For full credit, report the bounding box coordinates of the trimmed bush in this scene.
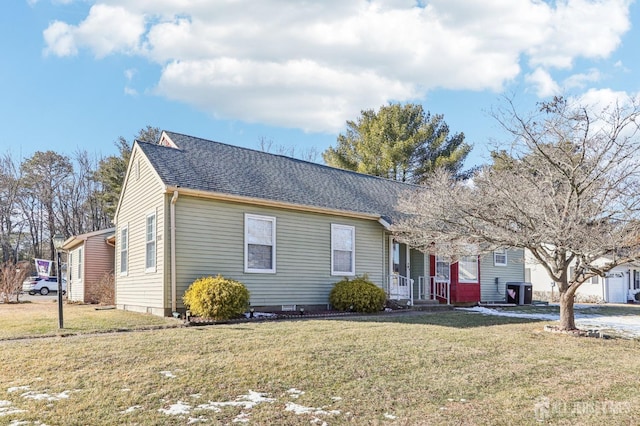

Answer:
[329,275,386,313]
[183,275,250,320]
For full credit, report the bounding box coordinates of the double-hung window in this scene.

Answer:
[458,255,478,282]
[331,224,355,276]
[435,256,450,281]
[493,249,507,266]
[120,226,128,275]
[245,214,276,273]
[146,212,156,272]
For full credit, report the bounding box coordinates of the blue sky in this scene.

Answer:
[2,0,639,169]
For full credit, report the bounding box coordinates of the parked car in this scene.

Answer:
[21,276,39,293]
[23,276,66,296]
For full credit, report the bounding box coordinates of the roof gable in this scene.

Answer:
[62,227,116,250]
[137,131,417,223]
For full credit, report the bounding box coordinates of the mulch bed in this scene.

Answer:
[543,324,612,339]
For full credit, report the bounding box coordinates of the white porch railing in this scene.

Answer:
[386,274,414,305]
[417,276,450,305]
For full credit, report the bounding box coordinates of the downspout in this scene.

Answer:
[170,191,179,313]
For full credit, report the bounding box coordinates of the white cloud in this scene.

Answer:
[525,68,560,97]
[526,0,632,69]
[44,4,145,58]
[563,69,602,90]
[124,68,136,81]
[42,0,634,133]
[573,88,638,111]
[43,21,77,56]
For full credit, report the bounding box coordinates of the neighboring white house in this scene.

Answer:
[525,249,640,303]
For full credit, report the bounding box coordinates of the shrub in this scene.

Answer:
[183,275,250,320]
[90,272,115,305]
[329,275,386,313]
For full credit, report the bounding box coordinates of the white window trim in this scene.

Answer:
[145,211,157,273]
[331,224,355,276]
[244,214,276,273]
[493,249,507,266]
[120,224,128,276]
[68,252,73,283]
[77,247,83,280]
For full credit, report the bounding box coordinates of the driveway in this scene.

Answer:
[13,293,62,303]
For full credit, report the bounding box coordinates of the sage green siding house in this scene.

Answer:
[479,249,526,303]
[114,131,517,316]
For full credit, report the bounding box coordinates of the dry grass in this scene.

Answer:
[0,301,179,339]
[0,304,639,424]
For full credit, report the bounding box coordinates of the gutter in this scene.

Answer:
[170,190,179,313]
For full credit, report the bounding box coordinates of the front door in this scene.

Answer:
[389,239,410,299]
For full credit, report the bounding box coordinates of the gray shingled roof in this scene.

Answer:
[137,131,417,224]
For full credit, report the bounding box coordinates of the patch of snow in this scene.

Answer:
[121,388,131,392]
[190,393,202,399]
[331,396,342,401]
[187,416,209,424]
[577,315,640,338]
[7,386,30,393]
[120,405,142,414]
[287,388,305,399]
[384,413,397,419]
[457,306,559,321]
[8,420,31,425]
[159,371,176,378]
[310,418,328,425]
[159,401,192,415]
[197,391,276,411]
[0,400,27,417]
[285,402,340,416]
[195,402,222,413]
[21,390,70,401]
[232,412,251,423]
[241,390,275,405]
[458,306,640,338]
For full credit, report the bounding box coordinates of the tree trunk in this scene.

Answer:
[558,289,576,330]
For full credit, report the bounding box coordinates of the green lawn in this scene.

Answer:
[1,302,639,424]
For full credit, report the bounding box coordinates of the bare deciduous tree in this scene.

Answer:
[392,96,640,330]
[0,152,24,262]
[0,260,30,303]
[258,136,320,163]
